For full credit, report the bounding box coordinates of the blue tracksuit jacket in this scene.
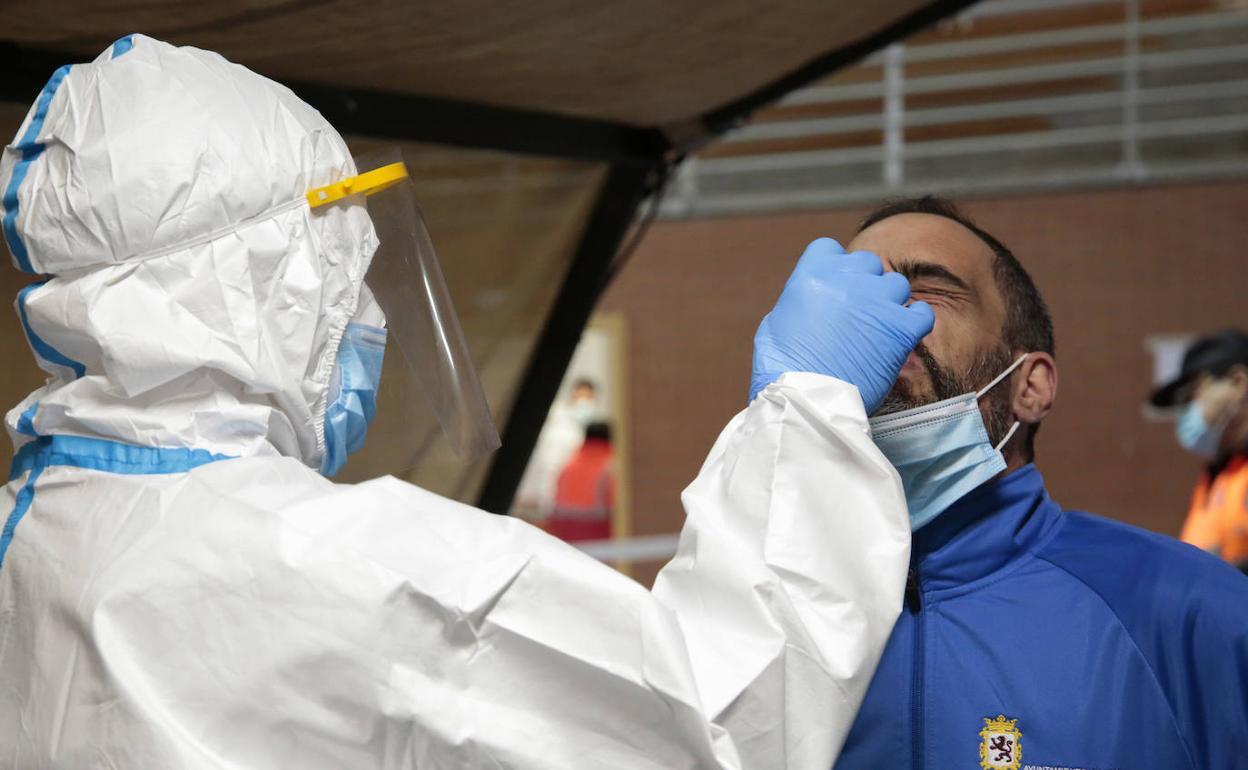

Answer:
[834,464,1248,770]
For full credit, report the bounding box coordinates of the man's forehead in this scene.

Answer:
[847,212,996,279]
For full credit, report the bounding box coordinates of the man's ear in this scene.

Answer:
[1012,352,1057,426]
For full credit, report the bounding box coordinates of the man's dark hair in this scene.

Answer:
[859,195,1055,459]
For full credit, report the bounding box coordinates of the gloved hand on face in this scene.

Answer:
[750,237,935,413]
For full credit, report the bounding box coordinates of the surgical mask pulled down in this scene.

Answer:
[869,354,1028,531]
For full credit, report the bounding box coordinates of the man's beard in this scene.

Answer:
[874,342,1015,447]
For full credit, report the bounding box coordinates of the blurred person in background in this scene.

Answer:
[784,197,1248,770]
[548,420,615,542]
[1150,329,1248,573]
[512,378,601,522]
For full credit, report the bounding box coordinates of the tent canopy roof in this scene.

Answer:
[5,1,944,131]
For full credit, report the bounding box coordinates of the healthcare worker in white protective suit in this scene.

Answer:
[0,36,936,770]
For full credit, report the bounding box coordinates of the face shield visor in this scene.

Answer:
[307,147,500,477]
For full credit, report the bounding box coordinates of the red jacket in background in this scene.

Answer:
[547,439,614,542]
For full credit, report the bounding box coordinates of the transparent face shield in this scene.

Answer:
[307,147,500,475]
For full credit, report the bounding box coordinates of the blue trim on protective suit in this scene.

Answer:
[17,282,85,378]
[0,463,44,574]
[0,434,232,572]
[111,35,134,58]
[9,435,232,481]
[3,64,71,274]
[15,403,38,437]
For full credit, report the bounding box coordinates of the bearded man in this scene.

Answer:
[777,197,1248,770]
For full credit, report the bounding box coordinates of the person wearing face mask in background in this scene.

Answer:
[569,379,601,425]
[512,378,602,523]
[753,197,1248,770]
[1150,329,1248,574]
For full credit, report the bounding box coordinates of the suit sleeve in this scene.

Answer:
[242,372,909,769]
[651,371,911,769]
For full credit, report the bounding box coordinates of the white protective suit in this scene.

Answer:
[0,36,910,769]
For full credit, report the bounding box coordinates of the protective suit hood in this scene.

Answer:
[0,34,376,469]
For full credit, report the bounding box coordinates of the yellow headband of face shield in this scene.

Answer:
[306,162,408,209]
[302,150,502,470]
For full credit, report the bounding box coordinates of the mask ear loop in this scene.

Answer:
[976,352,1030,399]
[994,421,1022,452]
[977,352,1030,452]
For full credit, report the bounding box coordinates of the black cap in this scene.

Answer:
[1149,329,1248,407]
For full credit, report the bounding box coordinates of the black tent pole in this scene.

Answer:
[476,161,660,514]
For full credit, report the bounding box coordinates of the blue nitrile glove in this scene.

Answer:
[750,238,935,413]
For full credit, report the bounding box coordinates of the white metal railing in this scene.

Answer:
[968,0,1121,17]
[678,158,1248,217]
[575,533,680,562]
[734,78,1248,143]
[663,0,1248,218]
[857,8,1248,65]
[774,43,1248,108]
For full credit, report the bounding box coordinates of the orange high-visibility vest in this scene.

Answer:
[1180,454,1248,567]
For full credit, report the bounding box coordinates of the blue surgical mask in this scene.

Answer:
[572,400,598,427]
[869,354,1028,531]
[321,322,387,477]
[1175,400,1228,461]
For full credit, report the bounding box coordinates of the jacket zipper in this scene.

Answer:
[906,568,925,770]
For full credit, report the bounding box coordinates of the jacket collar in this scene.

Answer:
[911,463,1063,592]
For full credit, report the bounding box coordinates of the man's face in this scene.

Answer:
[848,213,1014,439]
